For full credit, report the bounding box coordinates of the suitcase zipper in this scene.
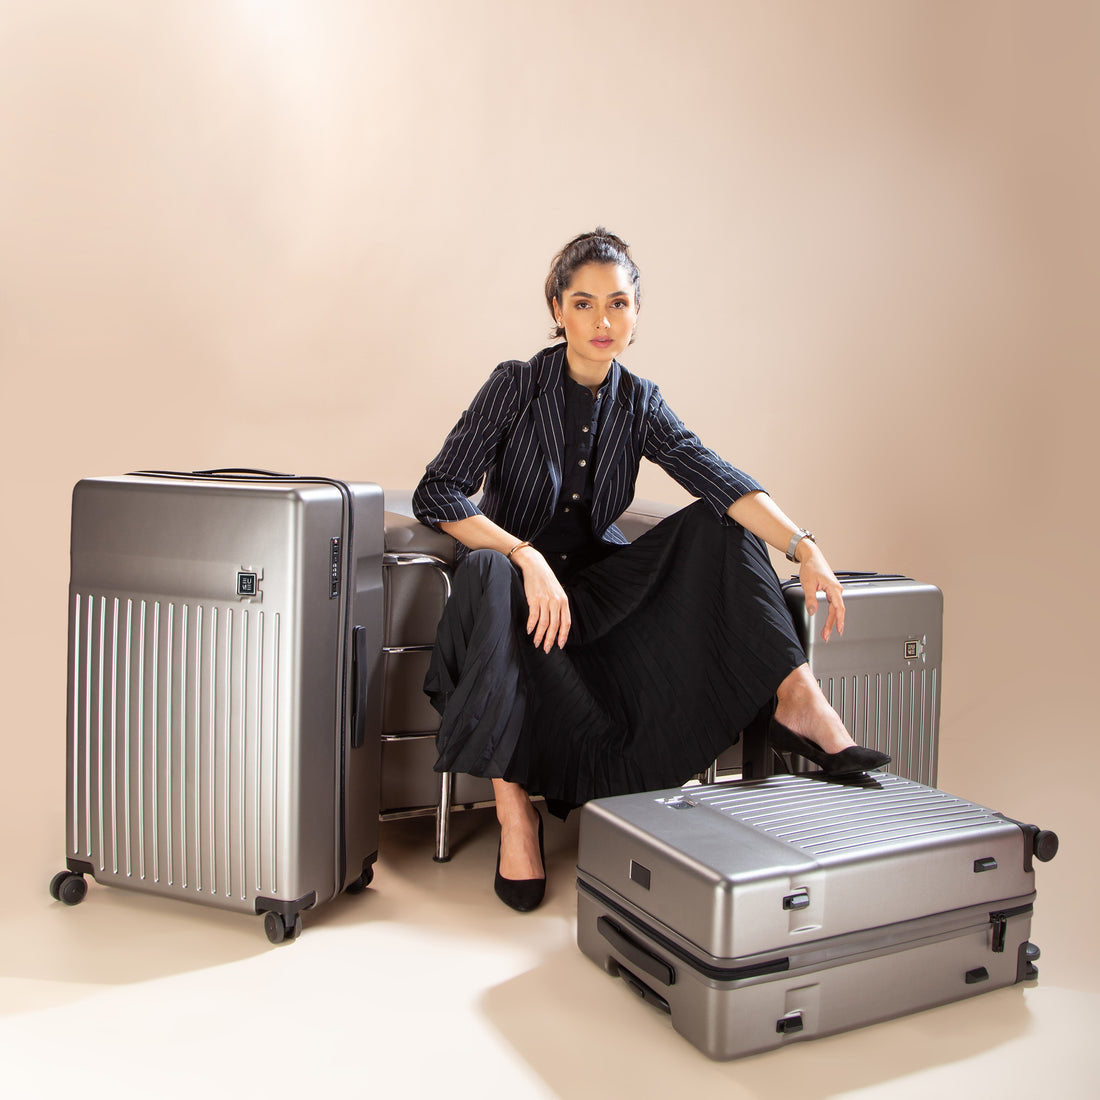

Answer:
[989,903,1033,953]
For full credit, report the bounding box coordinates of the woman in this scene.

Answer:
[413,229,888,912]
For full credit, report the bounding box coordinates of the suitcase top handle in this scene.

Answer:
[190,467,295,478]
[782,571,911,587]
[131,468,298,480]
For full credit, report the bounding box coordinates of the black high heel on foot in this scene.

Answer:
[769,719,891,776]
[494,813,545,912]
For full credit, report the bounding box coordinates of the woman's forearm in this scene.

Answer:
[440,514,528,557]
[726,491,815,563]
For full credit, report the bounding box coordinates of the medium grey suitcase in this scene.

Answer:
[576,773,1057,1059]
[780,572,943,785]
[50,470,385,943]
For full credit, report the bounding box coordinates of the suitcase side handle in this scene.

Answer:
[351,626,368,750]
[597,915,675,987]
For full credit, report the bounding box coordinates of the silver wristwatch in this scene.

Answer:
[786,528,816,562]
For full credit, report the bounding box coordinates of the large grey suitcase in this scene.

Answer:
[50,470,385,943]
[576,773,1057,1059]
[780,572,943,785]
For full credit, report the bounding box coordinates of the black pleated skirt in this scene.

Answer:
[423,501,806,817]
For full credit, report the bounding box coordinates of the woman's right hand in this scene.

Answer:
[438,514,572,651]
[511,545,571,652]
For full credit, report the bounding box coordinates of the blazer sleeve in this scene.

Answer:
[412,364,520,529]
[640,385,766,519]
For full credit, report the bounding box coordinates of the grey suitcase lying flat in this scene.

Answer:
[576,773,1057,1059]
[50,470,385,943]
[781,572,943,785]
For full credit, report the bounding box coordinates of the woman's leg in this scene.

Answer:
[427,550,529,776]
[774,663,856,754]
[493,778,543,880]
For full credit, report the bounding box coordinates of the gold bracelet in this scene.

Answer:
[506,540,532,559]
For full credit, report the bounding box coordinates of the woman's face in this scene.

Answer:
[553,262,638,377]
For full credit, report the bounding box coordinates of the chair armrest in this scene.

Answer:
[384,490,458,564]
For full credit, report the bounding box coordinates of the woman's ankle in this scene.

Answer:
[775,666,854,755]
[492,779,536,828]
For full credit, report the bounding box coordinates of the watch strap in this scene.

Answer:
[786,529,815,562]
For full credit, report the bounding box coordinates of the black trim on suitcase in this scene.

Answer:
[992,814,1060,872]
[352,626,369,750]
[255,890,317,918]
[578,879,791,984]
[1016,940,1041,983]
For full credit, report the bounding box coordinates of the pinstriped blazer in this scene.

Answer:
[412,344,764,547]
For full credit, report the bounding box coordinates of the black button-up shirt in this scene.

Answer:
[533,373,616,581]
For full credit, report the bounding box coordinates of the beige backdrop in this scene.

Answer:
[2,1,1097,977]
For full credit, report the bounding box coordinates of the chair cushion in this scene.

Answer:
[384,490,458,562]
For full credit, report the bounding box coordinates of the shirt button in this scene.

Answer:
[571,492,580,501]
[563,506,571,513]
[582,425,590,433]
[578,459,587,467]
[560,554,569,561]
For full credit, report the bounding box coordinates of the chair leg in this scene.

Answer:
[741,703,777,779]
[434,771,455,862]
[697,761,719,784]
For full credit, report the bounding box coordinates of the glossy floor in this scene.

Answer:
[3,772,1097,1100]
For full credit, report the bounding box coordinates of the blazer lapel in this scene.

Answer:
[593,360,634,531]
[531,345,567,498]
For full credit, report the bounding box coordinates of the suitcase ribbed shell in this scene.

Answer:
[782,576,943,786]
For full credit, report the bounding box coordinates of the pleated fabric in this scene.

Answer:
[423,501,807,817]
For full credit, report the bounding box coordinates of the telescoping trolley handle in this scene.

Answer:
[351,626,368,750]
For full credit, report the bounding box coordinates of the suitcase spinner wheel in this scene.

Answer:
[48,870,87,907]
[263,911,303,945]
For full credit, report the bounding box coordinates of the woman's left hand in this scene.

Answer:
[797,543,845,642]
[723,491,846,641]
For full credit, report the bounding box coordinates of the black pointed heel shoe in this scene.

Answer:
[494,813,545,913]
[769,719,891,776]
